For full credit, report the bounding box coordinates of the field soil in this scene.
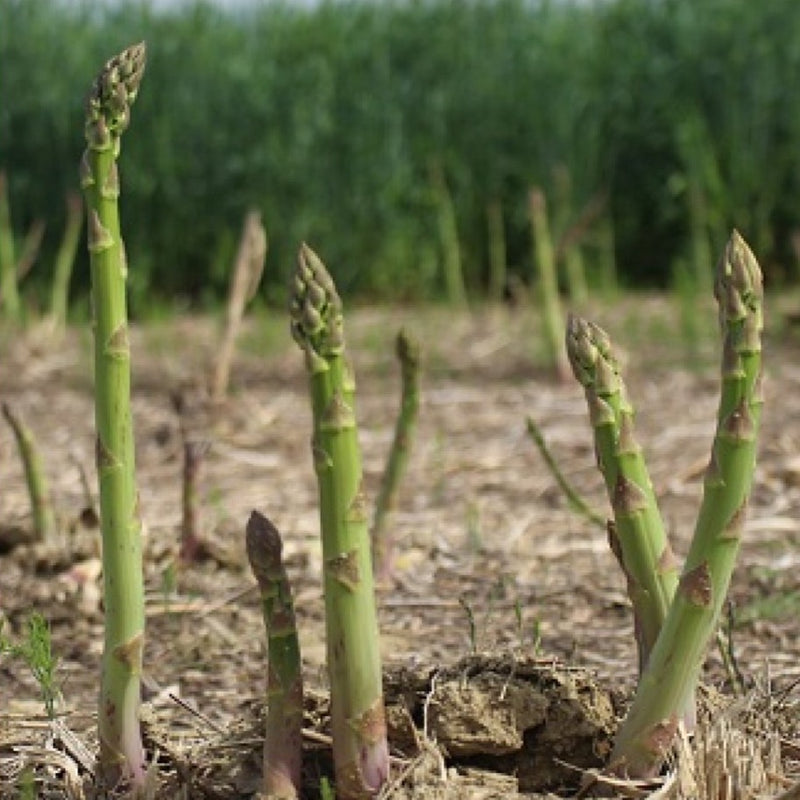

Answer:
[1,298,799,798]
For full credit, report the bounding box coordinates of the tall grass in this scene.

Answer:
[2,0,800,306]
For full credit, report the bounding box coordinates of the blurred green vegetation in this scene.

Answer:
[2,0,800,313]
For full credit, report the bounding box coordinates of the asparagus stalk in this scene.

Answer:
[246,511,304,799]
[371,328,421,582]
[2,402,57,541]
[429,160,468,308]
[14,218,46,283]
[566,314,679,672]
[610,231,764,778]
[211,208,267,403]
[290,243,389,798]
[0,170,21,322]
[529,188,570,380]
[486,199,507,303]
[49,192,84,331]
[80,42,147,788]
[524,415,606,530]
[171,391,211,563]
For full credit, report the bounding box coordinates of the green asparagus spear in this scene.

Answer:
[0,171,21,323]
[80,42,147,789]
[2,403,57,541]
[246,511,304,799]
[290,243,389,798]
[529,188,569,380]
[371,328,421,582]
[525,415,606,530]
[566,314,679,672]
[486,199,507,304]
[49,192,83,332]
[610,231,764,778]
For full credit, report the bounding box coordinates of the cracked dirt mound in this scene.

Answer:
[147,654,615,799]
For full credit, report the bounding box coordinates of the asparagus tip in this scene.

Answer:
[246,510,284,587]
[396,327,420,365]
[289,243,344,357]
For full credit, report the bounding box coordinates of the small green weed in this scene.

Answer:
[0,613,60,719]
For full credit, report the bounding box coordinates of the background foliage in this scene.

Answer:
[2,0,800,311]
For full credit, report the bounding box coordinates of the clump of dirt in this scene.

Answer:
[142,653,615,798]
[385,654,616,792]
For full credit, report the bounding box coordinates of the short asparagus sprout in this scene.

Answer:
[246,511,304,799]
[610,230,764,778]
[290,243,389,798]
[81,41,147,788]
[371,328,421,582]
[171,390,212,563]
[566,314,679,673]
[2,402,58,541]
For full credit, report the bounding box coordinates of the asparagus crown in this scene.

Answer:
[84,42,146,152]
[289,243,345,360]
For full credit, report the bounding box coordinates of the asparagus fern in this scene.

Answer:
[610,230,764,777]
[290,243,389,798]
[80,42,147,789]
[246,511,304,799]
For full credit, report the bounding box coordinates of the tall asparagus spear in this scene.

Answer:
[290,244,389,798]
[2,402,57,541]
[610,231,764,778]
[246,511,304,799]
[49,192,84,332]
[371,328,421,582]
[0,170,21,323]
[566,314,679,672]
[529,187,570,380]
[80,42,147,788]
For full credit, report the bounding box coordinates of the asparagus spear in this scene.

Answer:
[429,160,468,308]
[566,314,679,672]
[529,188,570,380]
[211,208,267,403]
[525,415,606,530]
[486,199,507,304]
[290,243,389,798]
[371,328,421,582]
[610,231,764,777]
[49,192,84,332]
[246,511,304,799]
[0,170,21,322]
[80,42,147,789]
[2,402,57,541]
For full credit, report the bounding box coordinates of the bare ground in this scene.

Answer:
[1,297,799,798]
